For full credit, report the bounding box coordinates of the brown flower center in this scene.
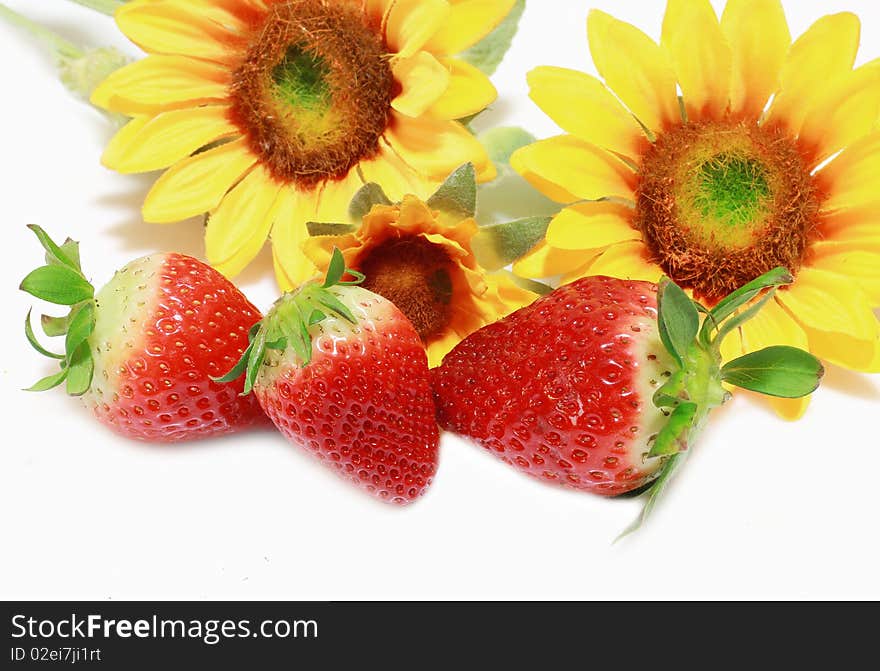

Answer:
[229,0,394,189]
[358,237,455,342]
[635,120,823,303]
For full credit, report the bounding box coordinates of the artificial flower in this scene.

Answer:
[511,0,880,419]
[303,194,535,366]
[92,0,514,288]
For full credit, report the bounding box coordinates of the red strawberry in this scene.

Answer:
[432,269,823,530]
[218,249,439,504]
[21,225,266,442]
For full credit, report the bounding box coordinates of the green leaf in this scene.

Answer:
[657,278,700,365]
[243,327,268,396]
[28,225,78,270]
[348,182,391,222]
[64,301,95,360]
[317,291,356,324]
[471,216,551,271]
[20,265,93,305]
[25,367,70,392]
[41,314,69,337]
[306,221,357,237]
[427,163,477,220]
[322,248,346,288]
[65,342,94,396]
[713,288,777,347]
[460,0,525,76]
[721,346,824,398]
[707,267,793,330]
[478,126,535,167]
[616,453,686,541]
[652,369,687,408]
[25,309,64,360]
[59,238,81,270]
[308,309,326,326]
[649,402,697,457]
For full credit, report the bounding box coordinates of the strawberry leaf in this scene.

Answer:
[721,346,824,398]
[427,163,477,220]
[25,309,64,360]
[28,225,79,271]
[657,277,699,365]
[65,342,94,396]
[616,453,686,542]
[64,302,95,360]
[703,267,793,342]
[41,314,69,337]
[318,292,356,324]
[25,367,70,393]
[20,265,94,305]
[243,327,268,396]
[322,248,346,288]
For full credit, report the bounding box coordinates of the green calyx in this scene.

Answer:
[20,225,97,396]
[214,248,365,396]
[620,267,825,538]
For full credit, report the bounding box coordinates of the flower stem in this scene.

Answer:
[66,0,124,16]
[0,4,83,60]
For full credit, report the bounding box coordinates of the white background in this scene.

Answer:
[1,0,879,600]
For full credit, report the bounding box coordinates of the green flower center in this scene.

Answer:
[271,46,332,114]
[635,120,821,303]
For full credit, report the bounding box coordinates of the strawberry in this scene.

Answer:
[217,249,439,505]
[432,268,823,531]
[21,225,266,442]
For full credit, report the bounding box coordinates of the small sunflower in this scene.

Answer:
[511,0,880,419]
[303,191,535,366]
[92,0,515,289]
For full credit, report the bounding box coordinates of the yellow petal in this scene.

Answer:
[587,9,680,133]
[718,324,745,363]
[91,55,229,114]
[102,105,239,173]
[818,205,880,242]
[570,241,663,283]
[358,148,435,201]
[392,51,450,117]
[426,327,466,368]
[142,138,257,223]
[512,241,591,279]
[271,174,363,291]
[386,0,451,59]
[765,12,861,133]
[777,267,880,371]
[526,66,646,160]
[428,57,497,120]
[545,201,638,251]
[510,135,635,203]
[798,61,880,167]
[818,131,880,212]
[385,114,495,183]
[206,166,282,279]
[721,0,791,119]
[423,0,516,55]
[740,296,810,354]
[810,241,880,304]
[115,0,242,64]
[661,0,732,120]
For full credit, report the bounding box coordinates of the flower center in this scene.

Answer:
[358,237,454,342]
[229,0,394,189]
[635,120,822,303]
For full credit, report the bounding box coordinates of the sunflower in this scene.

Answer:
[92,0,513,289]
[511,0,880,419]
[302,193,535,366]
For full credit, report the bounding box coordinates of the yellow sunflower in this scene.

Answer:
[511,0,880,419]
[92,0,514,289]
[303,193,535,366]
